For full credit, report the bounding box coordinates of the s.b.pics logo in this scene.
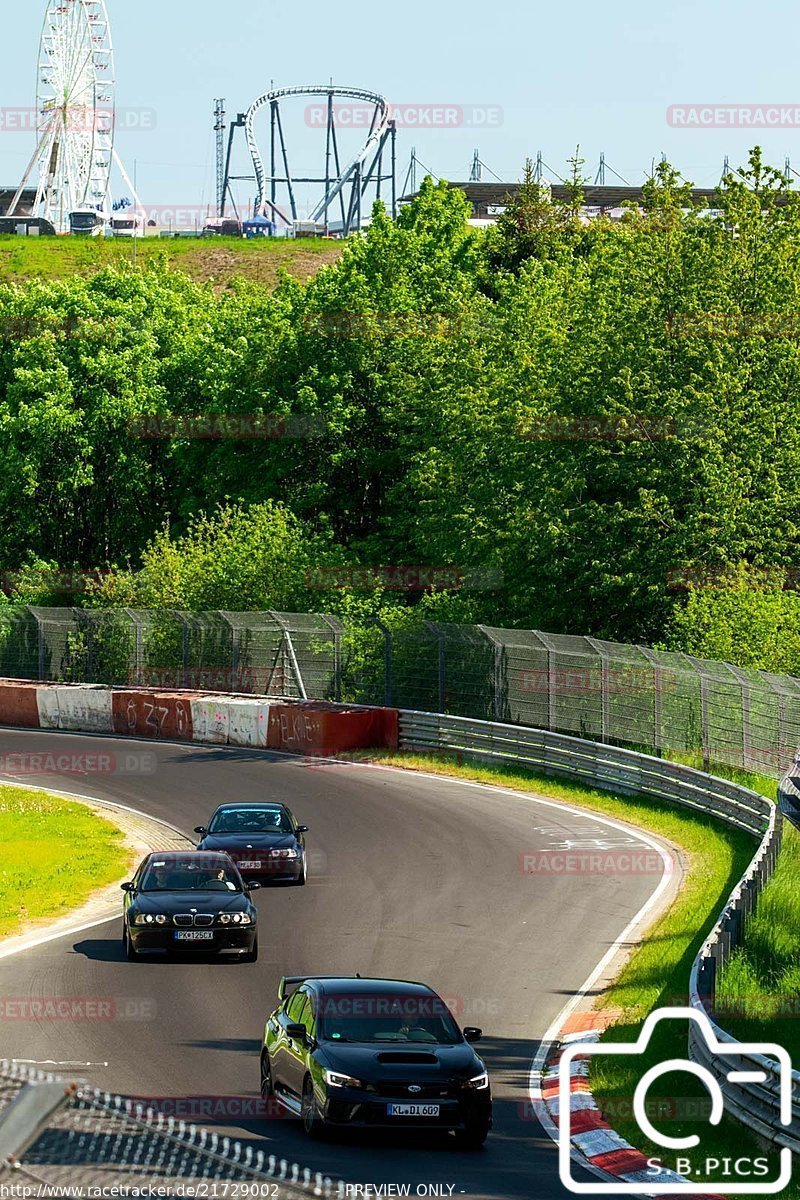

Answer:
[558,1008,792,1194]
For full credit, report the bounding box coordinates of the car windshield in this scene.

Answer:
[317,993,462,1045]
[208,807,293,834]
[140,858,242,892]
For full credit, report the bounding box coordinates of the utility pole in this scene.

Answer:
[214,99,226,217]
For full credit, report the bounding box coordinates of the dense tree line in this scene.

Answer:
[2,149,800,671]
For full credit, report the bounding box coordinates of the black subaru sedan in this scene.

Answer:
[261,977,492,1147]
[121,852,258,962]
[195,802,308,886]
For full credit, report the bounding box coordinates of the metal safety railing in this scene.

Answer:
[396,710,791,1152]
[0,1060,337,1197]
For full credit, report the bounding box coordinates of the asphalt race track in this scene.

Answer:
[0,729,668,1200]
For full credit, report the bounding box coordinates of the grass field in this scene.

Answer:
[0,235,344,290]
[716,823,800,1052]
[0,785,132,939]
[356,750,788,1191]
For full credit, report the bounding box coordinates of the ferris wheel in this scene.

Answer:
[7,0,127,233]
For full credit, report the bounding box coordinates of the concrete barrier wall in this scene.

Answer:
[0,682,398,758]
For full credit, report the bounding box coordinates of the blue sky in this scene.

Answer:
[3,0,800,214]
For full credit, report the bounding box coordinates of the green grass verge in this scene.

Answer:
[353,750,790,1191]
[716,823,800,1052]
[0,785,132,938]
[0,235,343,289]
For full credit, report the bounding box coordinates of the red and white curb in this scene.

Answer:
[535,1017,690,1192]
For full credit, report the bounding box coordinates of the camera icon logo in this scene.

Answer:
[558,1007,793,1194]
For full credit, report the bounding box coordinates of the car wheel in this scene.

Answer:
[260,1052,273,1101]
[242,935,258,964]
[301,1076,325,1139]
[453,1119,490,1150]
[293,859,307,887]
[123,925,138,962]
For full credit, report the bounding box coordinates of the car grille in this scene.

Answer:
[173,914,215,927]
[371,1081,454,1099]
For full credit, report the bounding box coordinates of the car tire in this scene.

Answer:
[123,925,138,962]
[301,1076,325,1140]
[293,860,307,887]
[453,1119,490,1151]
[242,936,258,964]
[260,1052,273,1101]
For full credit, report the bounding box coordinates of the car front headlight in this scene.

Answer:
[270,849,298,859]
[219,913,252,925]
[325,1070,365,1089]
[134,914,168,926]
[464,1071,490,1090]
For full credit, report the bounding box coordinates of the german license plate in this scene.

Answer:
[387,1104,440,1117]
[239,861,261,870]
[174,931,214,941]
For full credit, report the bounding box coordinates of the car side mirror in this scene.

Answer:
[463,1027,482,1043]
[194,826,207,836]
[246,882,262,891]
[120,882,134,893]
[286,1022,307,1041]
[296,825,309,834]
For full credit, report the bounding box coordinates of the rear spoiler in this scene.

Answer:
[280,974,424,1003]
[278,976,309,1002]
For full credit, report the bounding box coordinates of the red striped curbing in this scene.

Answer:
[538,1016,694,1190]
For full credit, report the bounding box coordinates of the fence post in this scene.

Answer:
[34,609,45,681]
[586,638,608,742]
[477,625,503,721]
[700,672,711,772]
[425,623,446,714]
[320,615,342,702]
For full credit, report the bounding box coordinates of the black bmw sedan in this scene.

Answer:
[121,852,258,962]
[195,802,308,886]
[261,976,492,1148]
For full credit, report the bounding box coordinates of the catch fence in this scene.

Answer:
[0,608,798,776]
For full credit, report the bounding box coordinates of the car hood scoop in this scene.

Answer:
[375,1052,439,1064]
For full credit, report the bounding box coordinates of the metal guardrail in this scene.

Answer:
[0,1060,337,1197]
[397,709,789,1151]
[685,764,797,1154]
[398,710,773,837]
